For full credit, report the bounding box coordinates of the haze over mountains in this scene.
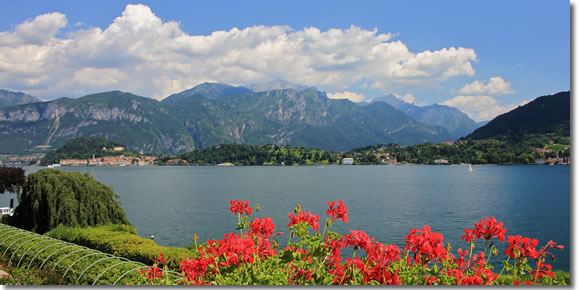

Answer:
[365,94,480,139]
[0,82,567,155]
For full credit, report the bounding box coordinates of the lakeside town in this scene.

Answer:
[0,143,570,167]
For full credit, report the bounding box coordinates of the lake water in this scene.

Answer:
[4,165,570,271]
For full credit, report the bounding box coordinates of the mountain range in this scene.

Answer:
[0,83,463,154]
[2,84,564,155]
[365,94,480,139]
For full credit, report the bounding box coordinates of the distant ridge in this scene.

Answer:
[466,91,570,140]
[246,80,315,92]
[0,89,41,108]
[162,82,252,104]
[370,94,480,139]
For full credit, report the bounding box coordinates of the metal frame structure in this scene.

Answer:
[0,224,183,285]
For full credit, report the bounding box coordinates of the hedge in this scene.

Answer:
[45,224,196,270]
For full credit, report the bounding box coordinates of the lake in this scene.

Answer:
[3,165,570,271]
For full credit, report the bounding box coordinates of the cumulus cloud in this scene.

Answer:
[0,12,67,46]
[458,76,514,96]
[0,4,478,100]
[327,91,366,102]
[440,95,530,122]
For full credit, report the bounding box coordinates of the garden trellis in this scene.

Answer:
[0,223,181,285]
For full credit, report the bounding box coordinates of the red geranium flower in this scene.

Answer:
[141,266,162,280]
[288,210,320,231]
[504,235,539,259]
[531,262,555,279]
[345,230,373,251]
[461,228,476,243]
[513,280,533,285]
[249,217,276,238]
[473,216,506,242]
[403,225,447,263]
[326,200,349,222]
[229,200,252,216]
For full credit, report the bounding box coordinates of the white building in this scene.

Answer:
[342,158,354,165]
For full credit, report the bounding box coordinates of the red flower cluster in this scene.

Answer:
[326,201,349,222]
[462,216,506,243]
[140,266,162,280]
[513,280,533,285]
[249,217,276,238]
[179,256,212,284]
[288,210,320,231]
[323,229,402,285]
[345,230,372,250]
[206,233,258,266]
[288,266,314,284]
[504,235,539,259]
[140,201,566,286]
[531,262,554,279]
[403,225,447,264]
[229,200,252,216]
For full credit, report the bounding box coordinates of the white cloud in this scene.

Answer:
[458,76,514,96]
[440,95,530,122]
[327,91,366,102]
[0,4,478,100]
[0,12,67,47]
[394,93,415,104]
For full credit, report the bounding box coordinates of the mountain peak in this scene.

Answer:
[162,82,252,104]
[0,89,42,108]
[370,94,410,110]
[246,80,315,92]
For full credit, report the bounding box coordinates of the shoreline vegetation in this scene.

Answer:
[2,132,571,167]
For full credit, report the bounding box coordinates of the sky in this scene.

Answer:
[0,0,570,122]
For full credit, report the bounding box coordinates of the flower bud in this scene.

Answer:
[294,204,302,213]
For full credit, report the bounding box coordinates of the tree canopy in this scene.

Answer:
[10,169,130,234]
[0,166,25,195]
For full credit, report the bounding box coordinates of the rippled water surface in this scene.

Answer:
[5,165,570,270]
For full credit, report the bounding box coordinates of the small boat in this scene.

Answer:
[47,164,61,168]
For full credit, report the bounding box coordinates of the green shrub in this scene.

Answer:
[46,224,195,270]
[11,169,130,234]
[0,259,65,285]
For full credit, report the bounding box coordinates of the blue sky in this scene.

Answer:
[0,1,570,121]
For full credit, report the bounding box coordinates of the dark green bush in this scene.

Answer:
[46,224,195,270]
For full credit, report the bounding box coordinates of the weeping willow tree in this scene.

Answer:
[11,169,130,234]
